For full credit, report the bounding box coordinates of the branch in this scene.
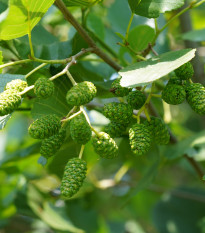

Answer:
[54,0,122,71]
[149,103,205,181]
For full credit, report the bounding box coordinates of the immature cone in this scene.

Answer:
[28,114,61,139]
[110,77,131,97]
[162,84,186,105]
[126,90,146,110]
[5,79,28,92]
[66,81,97,106]
[34,77,54,99]
[0,90,21,116]
[40,129,66,159]
[70,113,92,144]
[103,102,133,125]
[186,83,205,115]
[175,62,194,80]
[104,122,127,138]
[144,117,170,145]
[61,158,87,198]
[129,123,151,156]
[92,132,118,159]
[167,76,182,86]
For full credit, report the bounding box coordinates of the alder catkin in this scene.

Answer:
[66,81,97,106]
[70,113,92,144]
[34,77,54,99]
[110,77,131,97]
[126,90,146,110]
[144,117,170,145]
[61,158,87,198]
[0,90,22,116]
[5,79,28,92]
[103,102,133,125]
[129,123,151,156]
[40,129,66,159]
[28,114,61,139]
[104,122,127,138]
[175,62,194,80]
[162,84,186,105]
[92,132,118,159]
[186,83,205,115]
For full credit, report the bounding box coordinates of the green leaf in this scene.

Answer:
[128,0,141,12]
[87,13,105,40]
[0,143,41,166]
[128,25,155,52]
[63,0,102,7]
[28,185,84,233]
[115,32,126,40]
[0,74,25,92]
[0,0,55,40]
[119,49,196,87]
[153,187,205,233]
[0,115,11,130]
[31,76,72,119]
[164,130,205,160]
[181,29,205,42]
[122,151,160,205]
[134,0,185,18]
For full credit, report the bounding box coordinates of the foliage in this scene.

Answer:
[0,0,205,233]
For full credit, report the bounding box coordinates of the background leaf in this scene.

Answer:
[0,115,11,130]
[128,25,155,52]
[164,130,205,160]
[134,0,185,18]
[153,187,205,233]
[181,29,205,42]
[119,49,196,87]
[128,0,141,12]
[0,0,55,40]
[31,76,72,119]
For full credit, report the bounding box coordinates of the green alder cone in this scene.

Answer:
[0,90,22,116]
[175,62,194,80]
[126,90,146,110]
[61,158,87,198]
[66,81,97,106]
[167,76,182,86]
[34,77,54,99]
[70,113,92,144]
[40,129,66,159]
[186,83,205,115]
[28,114,61,139]
[104,122,127,138]
[110,77,131,97]
[144,117,170,145]
[103,102,133,125]
[129,123,151,156]
[5,79,28,92]
[92,132,118,159]
[162,84,186,105]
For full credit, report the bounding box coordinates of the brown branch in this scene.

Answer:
[54,0,122,71]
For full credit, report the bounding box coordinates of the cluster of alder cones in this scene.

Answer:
[0,61,204,198]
